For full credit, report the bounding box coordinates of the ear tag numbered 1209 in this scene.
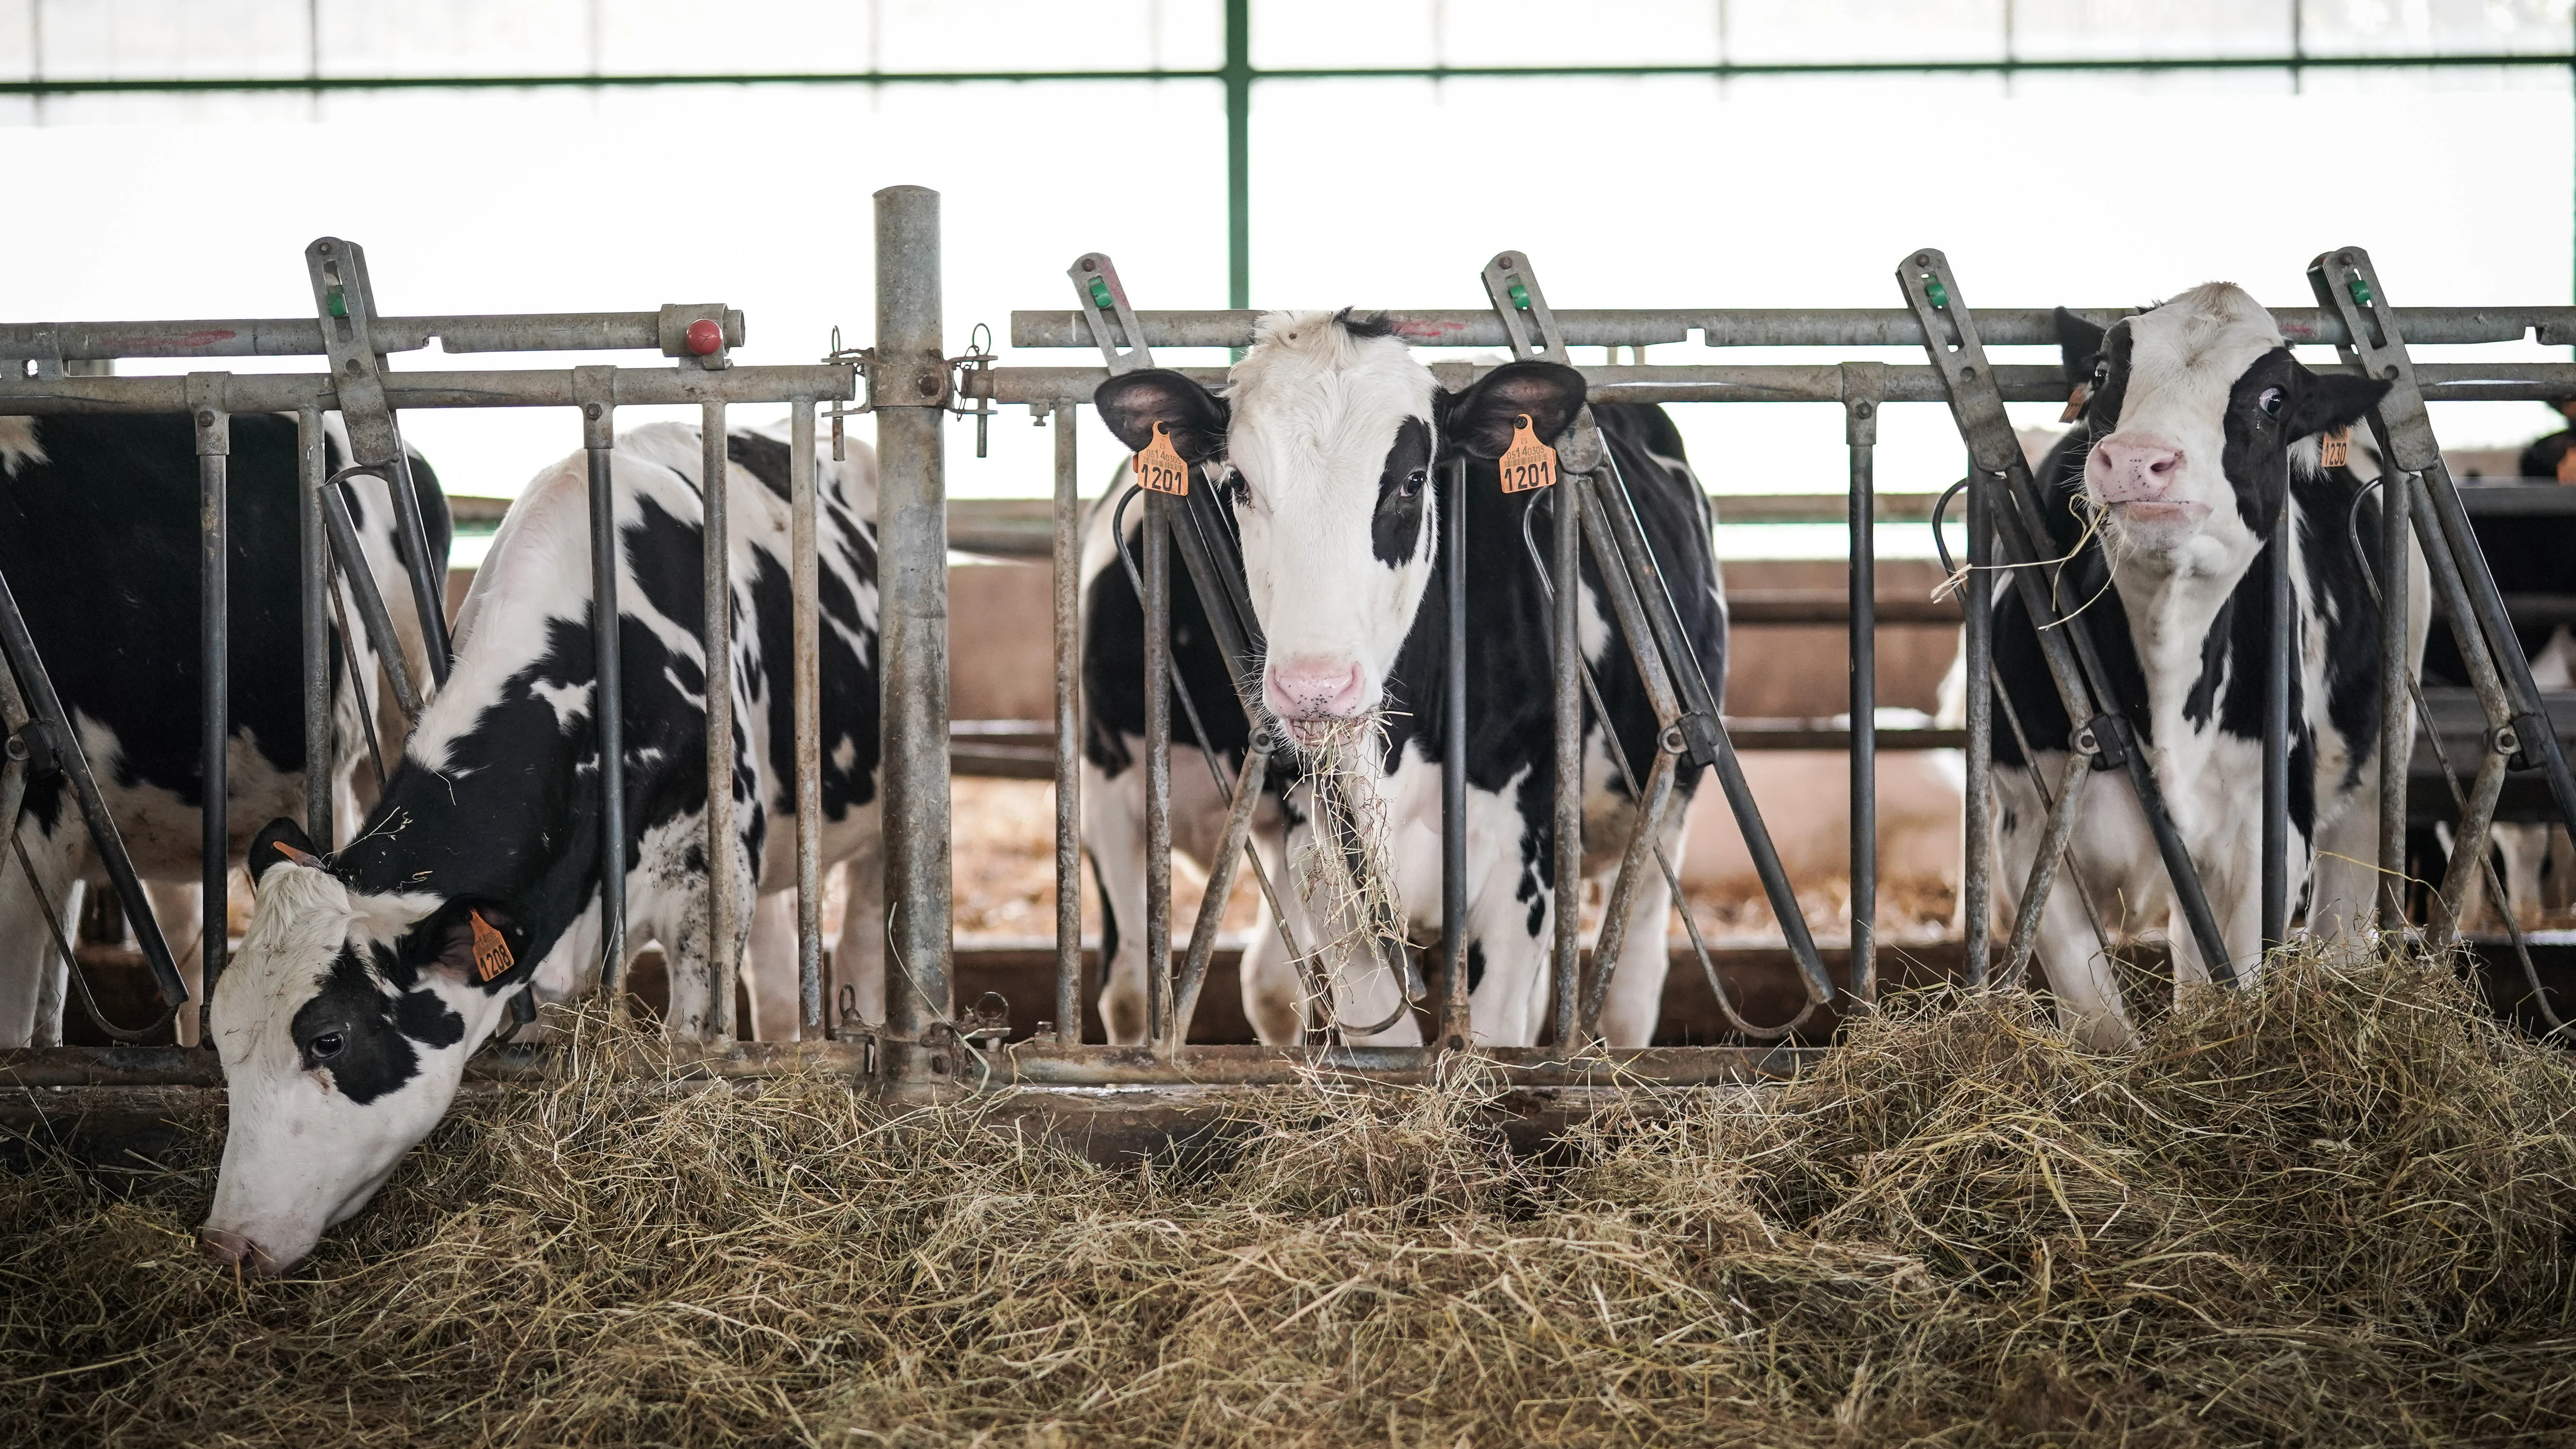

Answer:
[469,910,515,984]
[1497,413,1558,493]
[1134,421,1190,496]
[2319,427,2350,470]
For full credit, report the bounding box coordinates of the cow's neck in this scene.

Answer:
[2109,534,2261,764]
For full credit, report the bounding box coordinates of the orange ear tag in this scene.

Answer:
[2058,383,2091,424]
[469,910,515,984]
[2557,444,2576,484]
[1134,421,1190,496]
[1497,414,1558,493]
[2320,427,2350,471]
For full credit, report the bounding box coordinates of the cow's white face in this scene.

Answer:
[2073,282,2386,578]
[1094,311,1586,744]
[201,851,520,1275]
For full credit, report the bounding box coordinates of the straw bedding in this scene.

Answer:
[5,947,2574,1447]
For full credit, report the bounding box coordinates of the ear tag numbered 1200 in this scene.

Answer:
[1134,421,1190,496]
[1497,413,1558,493]
[469,910,515,984]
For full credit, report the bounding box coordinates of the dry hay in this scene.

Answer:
[6,946,2576,1447]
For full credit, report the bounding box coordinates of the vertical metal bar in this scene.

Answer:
[1223,0,1251,311]
[577,371,627,999]
[702,398,737,1040]
[1440,456,1471,1052]
[1175,745,1268,1044]
[1142,491,1174,1046]
[1053,405,1083,1045]
[1550,479,1584,1046]
[1961,467,1995,989]
[791,397,824,1034]
[875,185,954,1065]
[297,405,331,846]
[1842,365,1880,1004]
[2433,745,2511,945]
[2262,506,2293,954]
[2380,466,2411,927]
[190,379,230,1016]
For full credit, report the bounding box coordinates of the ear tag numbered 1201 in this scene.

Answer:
[469,910,515,984]
[1134,421,1190,496]
[1497,413,1558,493]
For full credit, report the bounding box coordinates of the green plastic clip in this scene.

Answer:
[2347,272,2372,308]
[1086,277,1113,310]
[1924,277,1948,310]
[326,288,348,319]
[1506,281,1531,311]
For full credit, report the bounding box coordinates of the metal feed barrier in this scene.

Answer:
[0,235,857,1046]
[7,183,2576,1119]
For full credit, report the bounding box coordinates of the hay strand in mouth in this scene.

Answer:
[6,946,2576,1446]
[1283,714,1417,1031]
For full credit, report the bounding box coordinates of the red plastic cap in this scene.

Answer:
[685,318,724,356]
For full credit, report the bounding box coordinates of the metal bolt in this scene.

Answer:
[344,358,363,374]
[1961,365,1976,380]
[4,736,26,761]
[2496,726,2521,757]
[195,411,213,427]
[2384,366,2400,380]
[1915,252,1933,267]
[928,1054,949,1075]
[1660,725,1688,756]
[1079,258,1096,272]
[584,403,602,420]
[2338,251,2355,266]
[1854,402,1874,417]
[1447,1034,1465,1051]
[915,373,939,397]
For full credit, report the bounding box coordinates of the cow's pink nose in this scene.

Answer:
[1265,658,1365,720]
[199,1228,285,1277]
[2091,436,2184,503]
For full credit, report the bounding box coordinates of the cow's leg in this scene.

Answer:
[2307,785,2382,951]
[1083,758,1155,1046]
[1998,751,2139,1049]
[1238,828,1309,1045]
[834,820,886,1027]
[142,880,204,1048]
[744,891,801,1041]
[1597,798,1690,1050]
[30,881,69,1046]
[0,826,84,1047]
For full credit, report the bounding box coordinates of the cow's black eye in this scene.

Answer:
[304,1033,344,1065]
[2092,361,2110,389]
[2257,386,2285,418]
[1399,469,1426,499]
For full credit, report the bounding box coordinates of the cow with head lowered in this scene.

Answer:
[1081,310,1726,1047]
[0,412,444,1048]
[1991,284,2427,1046]
[200,422,883,1275]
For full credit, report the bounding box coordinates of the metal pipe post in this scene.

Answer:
[1550,480,1584,1045]
[2379,470,2412,927]
[791,398,824,1033]
[575,369,628,998]
[1053,406,1083,1044]
[875,185,954,1067]
[296,406,331,845]
[1960,467,1994,988]
[1440,457,1470,1051]
[1842,365,1881,1003]
[2261,505,2292,954]
[701,399,737,1039]
[1142,492,1175,1045]
[189,378,230,1014]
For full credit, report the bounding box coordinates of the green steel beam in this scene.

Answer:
[5,51,2573,96]
[1225,0,1251,311]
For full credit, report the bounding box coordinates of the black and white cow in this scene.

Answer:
[1082,310,1725,1048]
[1992,284,2426,1046]
[0,412,444,1048]
[199,421,883,1274]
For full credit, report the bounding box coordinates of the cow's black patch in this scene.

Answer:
[1465,938,1486,993]
[290,950,437,1105]
[726,430,794,503]
[0,413,446,835]
[1370,417,1433,566]
[1334,308,1401,341]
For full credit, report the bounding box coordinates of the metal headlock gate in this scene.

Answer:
[9,182,2576,1101]
[0,235,857,1047]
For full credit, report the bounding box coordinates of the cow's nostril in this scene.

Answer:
[199,1228,284,1275]
[2149,453,2180,475]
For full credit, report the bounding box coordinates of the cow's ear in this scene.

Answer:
[2287,370,2391,439]
[2055,306,2107,388]
[422,901,528,990]
[249,817,321,884]
[1094,369,1229,463]
[1435,361,1589,461]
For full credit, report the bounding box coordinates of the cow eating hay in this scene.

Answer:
[5,944,2573,1446]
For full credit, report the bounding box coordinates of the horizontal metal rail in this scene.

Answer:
[971,362,2576,407]
[1013,306,2576,352]
[0,364,851,414]
[1,310,744,363]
